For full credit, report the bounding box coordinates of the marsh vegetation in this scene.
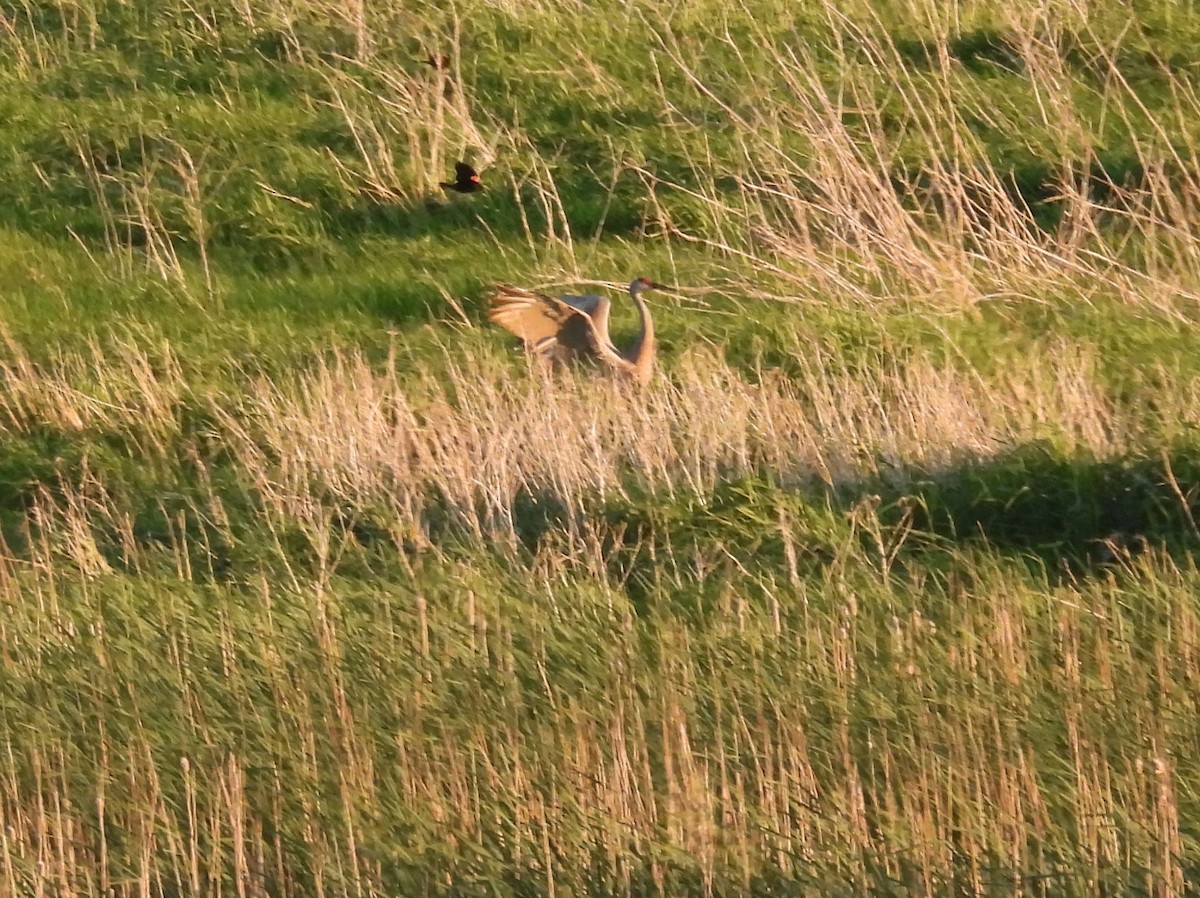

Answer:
[3,1,1200,895]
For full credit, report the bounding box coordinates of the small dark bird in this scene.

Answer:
[422,54,450,71]
[440,161,483,193]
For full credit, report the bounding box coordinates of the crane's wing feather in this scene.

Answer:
[488,285,614,363]
[558,293,602,314]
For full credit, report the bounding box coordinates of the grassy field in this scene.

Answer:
[4,0,1200,896]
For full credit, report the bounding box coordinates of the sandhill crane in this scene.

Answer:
[441,162,483,193]
[487,277,664,385]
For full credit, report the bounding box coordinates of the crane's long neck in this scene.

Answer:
[630,293,653,355]
[626,285,655,381]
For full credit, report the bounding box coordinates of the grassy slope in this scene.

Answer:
[3,1,1200,896]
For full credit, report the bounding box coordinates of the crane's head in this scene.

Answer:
[632,277,667,293]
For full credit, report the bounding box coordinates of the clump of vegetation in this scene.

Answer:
[3,1,1200,896]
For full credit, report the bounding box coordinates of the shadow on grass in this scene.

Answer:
[0,430,75,546]
[893,23,1197,81]
[594,440,1200,607]
[880,148,1180,235]
[319,169,651,246]
[893,27,1024,76]
[893,441,1200,574]
[895,441,1193,555]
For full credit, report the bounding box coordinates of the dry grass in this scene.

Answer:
[643,0,1200,318]
[2,447,1198,897]
[0,333,187,454]
[0,330,1146,549]
[214,339,1130,539]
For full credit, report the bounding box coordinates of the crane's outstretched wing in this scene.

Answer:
[558,293,614,348]
[488,285,613,365]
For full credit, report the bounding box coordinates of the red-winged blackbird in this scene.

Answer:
[422,54,450,70]
[440,162,483,193]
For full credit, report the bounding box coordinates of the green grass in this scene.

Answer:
[4,1,1200,896]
